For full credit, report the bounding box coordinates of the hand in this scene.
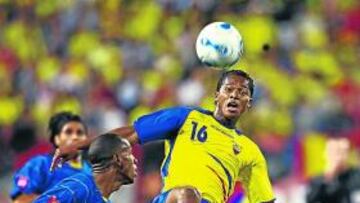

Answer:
[50,145,79,172]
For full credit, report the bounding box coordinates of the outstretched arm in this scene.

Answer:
[78,126,139,148]
[50,126,139,171]
[108,126,139,145]
[51,106,191,171]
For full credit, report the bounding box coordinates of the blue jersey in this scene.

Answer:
[10,154,92,199]
[34,173,109,203]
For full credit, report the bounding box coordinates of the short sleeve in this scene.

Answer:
[238,141,275,203]
[10,156,48,199]
[133,106,192,144]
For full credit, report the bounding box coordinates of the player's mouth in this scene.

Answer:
[226,100,240,113]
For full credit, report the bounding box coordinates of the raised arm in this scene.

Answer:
[50,126,139,171]
[108,126,139,145]
[50,106,191,171]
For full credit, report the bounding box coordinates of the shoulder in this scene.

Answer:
[189,106,212,115]
[236,135,265,160]
[56,174,94,195]
[27,154,52,163]
[37,174,94,202]
[65,173,93,184]
[179,106,213,118]
[135,106,194,121]
[235,134,257,148]
[155,106,211,116]
[19,154,52,169]
[160,106,196,115]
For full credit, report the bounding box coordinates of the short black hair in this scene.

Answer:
[216,70,254,97]
[48,111,87,147]
[88,133,130,171]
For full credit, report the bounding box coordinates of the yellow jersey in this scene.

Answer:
[134,107,274,203]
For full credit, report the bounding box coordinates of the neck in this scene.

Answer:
[213,108,238,128]
[94,172,122,199]
[70,154,81,162]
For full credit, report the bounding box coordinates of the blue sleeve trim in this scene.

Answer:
[134,106,193,144]
[160,139,176,177]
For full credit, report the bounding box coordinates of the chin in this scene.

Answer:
[122,176,135,185]
[123,179,134,185]
[224,112,242,119]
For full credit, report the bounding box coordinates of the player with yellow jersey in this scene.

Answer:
[51,70,275,203]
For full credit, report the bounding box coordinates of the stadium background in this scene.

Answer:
[0,0,359,202]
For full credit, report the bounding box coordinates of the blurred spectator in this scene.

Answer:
[306,137,360,203]
[9,108,51,170]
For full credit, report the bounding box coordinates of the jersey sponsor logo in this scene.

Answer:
[210,124,233,138]
[17,175,28,188]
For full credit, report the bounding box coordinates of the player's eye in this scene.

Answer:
[64,129,73,135]
[76,130,85,136]
[240,89,249,96]
[224,86,233,93]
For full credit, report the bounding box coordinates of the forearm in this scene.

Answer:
[74,126,138,149]
[108,126,139,145]
[74,137,94,150]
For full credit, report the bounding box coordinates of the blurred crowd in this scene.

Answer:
[0,0,359,202]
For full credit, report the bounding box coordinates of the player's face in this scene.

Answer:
[54,121,87,147]
[215,74,251,120]
[117,146,137,184]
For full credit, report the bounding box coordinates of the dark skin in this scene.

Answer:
[94,146,137,199]
[51,74,274,203]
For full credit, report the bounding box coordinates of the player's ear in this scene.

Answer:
[247,98,252,109]
[214,91,219,104]
[54,135,60,146]
[113,154,124,170]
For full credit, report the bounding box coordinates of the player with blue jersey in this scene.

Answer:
[52,70,275,203]
[34,134,137,203]
[10,112,91,203]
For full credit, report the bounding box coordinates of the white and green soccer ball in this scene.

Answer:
[196,22,243,69]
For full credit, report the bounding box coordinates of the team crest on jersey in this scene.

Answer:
[233,143,241,155]
[47,195,59,203]
[17,175,28,188]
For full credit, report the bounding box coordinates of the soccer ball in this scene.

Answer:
[196,22,243,68]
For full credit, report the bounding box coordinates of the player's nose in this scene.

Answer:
[71,133,80,142]
[229,90,240,99]
[132,155,138,164]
